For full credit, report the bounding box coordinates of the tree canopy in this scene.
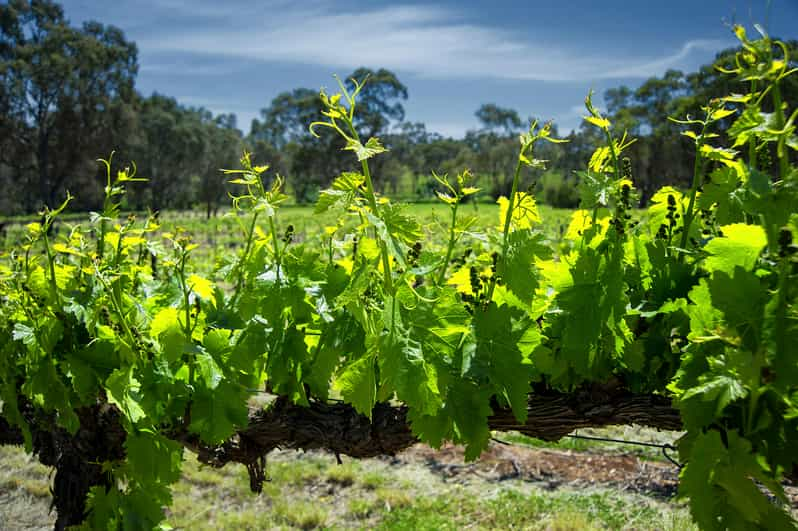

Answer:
[0,0,138,211]
[1,1,796,213]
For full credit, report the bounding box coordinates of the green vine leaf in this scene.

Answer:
[344,137,388,161]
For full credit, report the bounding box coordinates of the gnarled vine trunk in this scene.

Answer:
[0,387,682,529]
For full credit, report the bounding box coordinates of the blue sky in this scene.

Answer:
[60,0,798,137]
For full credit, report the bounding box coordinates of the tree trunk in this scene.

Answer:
[38,128,50,210]
[1,403,125,529]
[183,387,681,477]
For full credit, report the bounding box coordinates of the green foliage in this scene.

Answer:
[0,0,138,212]
[536,171,580,208]
[0,24,797,531]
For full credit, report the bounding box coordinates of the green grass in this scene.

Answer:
[497,425,683,463]
[0,439,696,530]
[378,488,695,531]
[0,446,55,530]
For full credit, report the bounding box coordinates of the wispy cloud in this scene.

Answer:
[139,62,243,77]
[172,95,253,111]
[135,2,730,82]
[605,39,726,78]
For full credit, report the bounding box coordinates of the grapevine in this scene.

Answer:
[0,26,797,530]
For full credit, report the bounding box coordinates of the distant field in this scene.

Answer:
[0,202,576,275]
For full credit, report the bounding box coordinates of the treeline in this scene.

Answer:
[1,0,796,216]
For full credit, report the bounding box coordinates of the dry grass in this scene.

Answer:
[0,427,698,530]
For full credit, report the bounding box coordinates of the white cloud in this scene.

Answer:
[140,63,242,76]
[605,39,725,78]
[418,119,479,139]
[136,2,730,82]
[172,95,249,110]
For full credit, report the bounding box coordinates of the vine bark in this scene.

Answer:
[0,387,682,529]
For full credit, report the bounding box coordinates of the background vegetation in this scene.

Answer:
[2,0,796,218]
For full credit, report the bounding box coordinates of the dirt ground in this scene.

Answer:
[396,442,679,495]
[390,441,798,507]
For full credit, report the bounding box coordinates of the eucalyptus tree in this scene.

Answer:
[468,104,524,198]
[130,94,207,210]
[0,0,137,211]
[197,112,242,218]
[249,68,408,201]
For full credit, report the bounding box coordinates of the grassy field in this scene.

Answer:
[0,427,698,530]
[0,202,576,277]
[0,203,573,244]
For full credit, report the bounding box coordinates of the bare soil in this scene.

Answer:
[388,441,798,507]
